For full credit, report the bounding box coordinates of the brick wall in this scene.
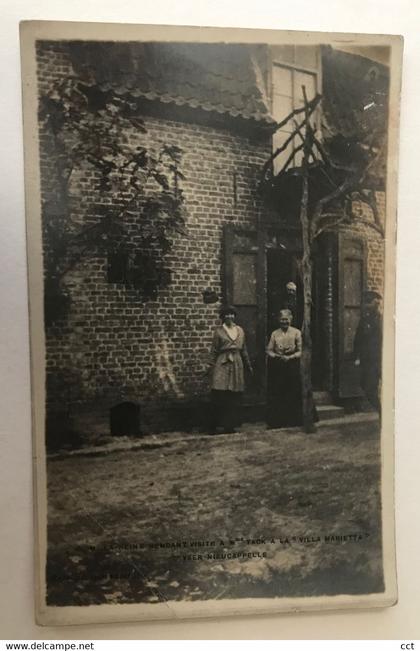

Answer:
[37,41,274,440]
[52,118,271,399]
[346,193,386,295]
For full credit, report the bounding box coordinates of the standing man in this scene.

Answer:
[353,290,383,412]
[284,281,298,322]
[283,280,304,329]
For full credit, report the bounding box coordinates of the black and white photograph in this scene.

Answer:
[20,22,402,624]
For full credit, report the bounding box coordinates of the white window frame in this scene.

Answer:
[270,51,322,172]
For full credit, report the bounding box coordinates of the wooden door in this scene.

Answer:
[337,233,366,398]
[223,225,266,401]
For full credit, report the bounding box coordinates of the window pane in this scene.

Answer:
[272,92,293,123]
[293,71,317,104]
[272,66,293,97]
[233,253,257,305]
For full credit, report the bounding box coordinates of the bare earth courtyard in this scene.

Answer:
[46,414,383,606]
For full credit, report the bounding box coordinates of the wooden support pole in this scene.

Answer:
[299,86,316,433]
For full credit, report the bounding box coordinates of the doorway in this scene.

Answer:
[266,248,303,336]
[223,225,303,404]
[311,231,367,398]
[223,224,368,410]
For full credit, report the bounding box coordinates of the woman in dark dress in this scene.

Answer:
[266,309,303,428]
[208,306,253,434]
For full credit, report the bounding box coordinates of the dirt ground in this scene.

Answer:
[46,416,384,606]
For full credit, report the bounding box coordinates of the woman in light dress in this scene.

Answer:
[208,305,253,434]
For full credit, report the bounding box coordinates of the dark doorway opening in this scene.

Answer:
[266,248,303,336]
[267,242,333,393]
[110,402,141,437]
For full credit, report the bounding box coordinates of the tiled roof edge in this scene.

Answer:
[102,83,276,125]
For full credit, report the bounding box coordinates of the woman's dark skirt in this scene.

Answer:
[267,358,303,428]
[210,390,242,433]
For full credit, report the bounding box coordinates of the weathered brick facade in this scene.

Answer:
[37,42,277,440]
[37,41,386,445]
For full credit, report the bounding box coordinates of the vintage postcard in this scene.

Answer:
[20,21,402,625]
